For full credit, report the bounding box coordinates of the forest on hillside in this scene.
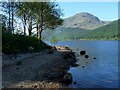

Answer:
[43,20,119,41]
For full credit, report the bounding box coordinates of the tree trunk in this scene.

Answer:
[39,3,44,41]
[39,28,43,41]
[36,21,39,37]
[28,17,32,36]
[8,1,11,31]
[38,14,43,40]
[23,14,26,36]
[28,29,32,36]
[11,2,14,34]
[23,23,26,35]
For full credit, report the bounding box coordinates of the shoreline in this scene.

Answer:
[2,46,77,88]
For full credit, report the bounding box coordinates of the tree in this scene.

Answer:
[31,2,63,40]
[1,0,17,34]
[16,2,30,36]
[1,2,11,31]
[10,0,16,34]
[0,14,7,27]
[2,1,63,39]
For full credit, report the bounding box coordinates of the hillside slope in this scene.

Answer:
[43,20,118,40]
[63,12,108,30]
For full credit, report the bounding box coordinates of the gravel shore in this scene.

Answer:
[2,46,76,89]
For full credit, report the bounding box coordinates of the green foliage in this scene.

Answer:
[16,2,63,39]
[48,20,119,40]
[2,31,48,54]
[50,36,58,44]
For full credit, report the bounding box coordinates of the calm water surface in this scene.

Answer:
[46,40,118,88]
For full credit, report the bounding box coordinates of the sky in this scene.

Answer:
[57,2,118,21]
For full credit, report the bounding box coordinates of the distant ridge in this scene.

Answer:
[63,12,109,30]
[42,12,118,40]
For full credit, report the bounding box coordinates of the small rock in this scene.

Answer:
[84,55,89,58]
[63,73,73,85]
[80,50,86,55]
[34,85,37,88]
[86,62,88,63]
[73,81,77,84]
[93,57,96,59]
[82,66,85,68]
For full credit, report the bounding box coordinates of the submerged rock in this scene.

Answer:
[82,66,85,68]
[93,57,96,59]
[80,50,86,55]
[73,81,77,84]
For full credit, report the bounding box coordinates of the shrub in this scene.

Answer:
[2,31,48,54]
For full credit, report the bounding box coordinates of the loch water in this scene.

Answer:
[47,40,118,88]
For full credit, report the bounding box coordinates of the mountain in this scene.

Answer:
[42,12,118,40]
[57,20,119,40]
[42,19,119,40]
[87,20,119,39]
[63,12,108,30]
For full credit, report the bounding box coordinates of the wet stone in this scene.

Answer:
[80,50,86,55]
[62,73,73,85]
[84,55,89,58]
[93,57,96,59]
[73,81,77,84]
[82,66,85,68]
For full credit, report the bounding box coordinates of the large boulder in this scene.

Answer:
[62,73,73,85]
